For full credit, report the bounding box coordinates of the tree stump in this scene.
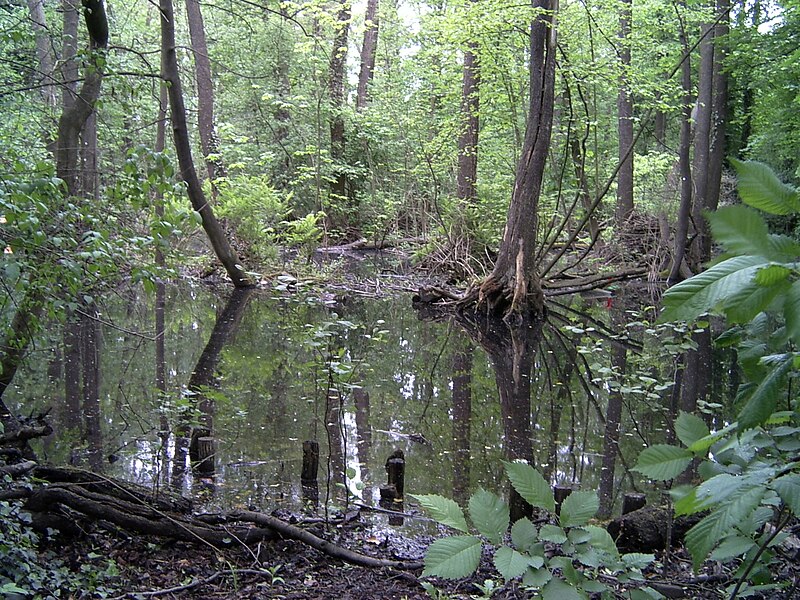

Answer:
[553,485,573,515]
[621,492,646,515]
[195,437,215,474]
[386,450,405,500]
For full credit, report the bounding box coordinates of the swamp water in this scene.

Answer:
[7,278,734,525]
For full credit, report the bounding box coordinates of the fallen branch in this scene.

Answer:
[0,460,36,477]
[229,509,424,570]
[0,423,52,445]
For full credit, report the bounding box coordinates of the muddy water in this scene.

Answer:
[6,279,733,521]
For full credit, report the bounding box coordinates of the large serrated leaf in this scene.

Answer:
[684,486,765,570]
[710,535,755,561]
[523,566,552,587]
[772,473,800,515]
[584,525,620,560]
[725,278,789,323]
[731,159,800,215]
[784,281,800,345]
[421,535,482,579]
[738,354,794,430]
[707,205,772,257]
[542,577,588,600]
[539,524,567,543]
[410,494,468,533]
[493,546,532,582]
[659,255,768,323]
[633,445,693,480]
[559,491,599,527]
[468,489,509,545]
[511,517,538,552]
[622,553,655,569]
[503,461,555,512]
[675,411,710,448]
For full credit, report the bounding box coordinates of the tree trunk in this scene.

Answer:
[355,0,379,111]
[668,11,693,284]
[61,0,80,111]
[27,0,57,108]
[328,0,351,206]
[615,0,634,226]
[185,0,226,193]
[451,337,473,506]
[468,0,557,319]
[689,16,715,268]
[159,0,252,287]
[456,41,480,204]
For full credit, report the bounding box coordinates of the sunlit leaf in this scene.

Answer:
[633,445,693,480]
[675,411,710,448]
[559,491,599,528]
[731,159,800,215]
[468,489,509,545]
[410,494,468,533]
[503,461,554,512]
[421,536,481,579]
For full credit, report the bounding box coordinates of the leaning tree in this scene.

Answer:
[461,0,558,320]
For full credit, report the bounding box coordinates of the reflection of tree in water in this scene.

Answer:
[171,287,254,486]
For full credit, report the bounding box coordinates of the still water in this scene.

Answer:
[6,277,732,519]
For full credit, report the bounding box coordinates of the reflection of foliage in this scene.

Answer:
[413,462,656,597]
[635,161,800,597]
[0,502,120,597]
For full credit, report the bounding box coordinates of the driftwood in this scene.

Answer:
[7,468,423,572]
[0,459,37,477]
[606,505,703,553]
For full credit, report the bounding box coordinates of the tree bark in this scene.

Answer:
[355,0,379,111]
[615,0,634,226]
[328,0,351,205]
[468,0,557,319]
[159,0,252,287]
[668,10,693,284]
[689,16,715,268]
[451,336,473,506]
[185,0,226,193]
[456,40,480,204]
[27,0,57,108]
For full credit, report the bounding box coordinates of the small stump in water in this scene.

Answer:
[195,437,216,474]
[385,450,405,500]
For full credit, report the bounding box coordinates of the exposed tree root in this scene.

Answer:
[4,467,424,573]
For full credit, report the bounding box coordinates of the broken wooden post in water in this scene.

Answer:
[195,437,215,474]
[621,492,646,515]
[553,485,573,515]
[385,449,405,500]
[301,440,319,507]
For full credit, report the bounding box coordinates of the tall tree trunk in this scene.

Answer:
[328,0,351,207]
[451,337,473,506]
[456,41,479,204]
[61,0,80,111]
[185,0,226,195]
[355,0,379,111]
[159,0,252,287]
[689,16,715,268]
[668,12,693,284]
[615,0,634,226]
[81,305,102,471]
[27,0,57,108]
[468,0,558,319]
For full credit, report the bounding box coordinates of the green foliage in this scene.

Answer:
[637,161,800,594]
[413,462,658,598]
[0,501,120,598]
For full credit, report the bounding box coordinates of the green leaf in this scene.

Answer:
[674,411,710,448]
[539,524,567,544]
[753,264,792,286]
[584,525,620,560]
[421,535,482,579]
[784,281,800,345]
[622,553,655,569]
[559,491,599,528]
[511,517,538,552]
[504,461,555,512]
[725,278,789,323]
[659,255,769,323]
[772,473,800,515]
[493,546,533,582]
[731,159,800,215]
[633,445,693,480]
[707,205,772,257]
[542,577,588,600]
[738,354,794,430]
[684,486,766,570]
[410,494,468,533]
[522,566,552,587]
[710,535,756,561]
[468,489,509,545]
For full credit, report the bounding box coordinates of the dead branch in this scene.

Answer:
[229,509,424,570]
[0,460,37,477]
[0,423,53,445]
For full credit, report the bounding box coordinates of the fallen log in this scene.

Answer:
[0,459,36,477]
[606,505,703,553]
